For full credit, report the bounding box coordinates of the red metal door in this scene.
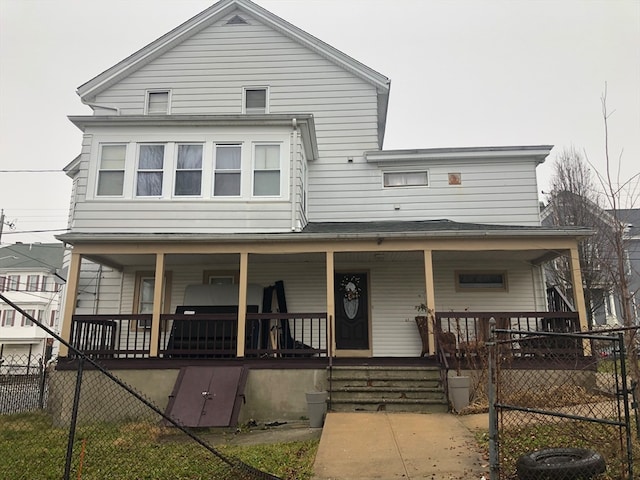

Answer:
[167,366,245,427]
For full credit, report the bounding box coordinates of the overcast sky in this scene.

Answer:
[1,0,638,246]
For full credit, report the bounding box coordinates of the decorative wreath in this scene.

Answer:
[340,276,361,301]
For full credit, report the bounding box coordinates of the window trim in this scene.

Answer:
[26,275,40,292]
[7,275,19,291]
[96,143,127,197]
[383,170,429,188]
[213,143,243,197]
[144,90,172,115]
[135,143,166,198]
[173,143,204,197]
[242,86,269,114]
[252,142,282,197]
[2,310,15,327]
[132,271,172,330]
[454,270,508,292]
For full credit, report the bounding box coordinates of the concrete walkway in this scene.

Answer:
[312,412,489,480]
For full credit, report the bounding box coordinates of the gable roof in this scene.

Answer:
[76,0,391,143]
[0,243,65,272]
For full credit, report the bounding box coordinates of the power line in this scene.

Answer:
[0,169,63,173]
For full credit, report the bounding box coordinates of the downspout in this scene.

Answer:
[290,118,298,231]
[291,118,298,232]
[93,265,102,315]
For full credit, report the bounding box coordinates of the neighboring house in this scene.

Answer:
[0,243,65,369]
[55,0,590,421]
[542,191,639,327]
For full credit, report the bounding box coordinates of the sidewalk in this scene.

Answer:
[312,412,489,480]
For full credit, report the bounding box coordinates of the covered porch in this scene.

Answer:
[57,222,590,364]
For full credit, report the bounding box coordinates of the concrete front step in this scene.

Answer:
[331,378,441,388]
[329,398,449,413]
[327,365,449,413]
[330,366,441,381]
[331,386,446,401]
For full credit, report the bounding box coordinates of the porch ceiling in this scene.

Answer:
[83,249,555,270]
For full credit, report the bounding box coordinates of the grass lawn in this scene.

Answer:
[475,420,640,479]
[0,412,319,480]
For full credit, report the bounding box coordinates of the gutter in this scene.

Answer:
[56,227,594,245]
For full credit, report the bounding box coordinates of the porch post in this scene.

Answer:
[58,252,82,357]
[423,249,436,355]
[326,250,335,356]
[568,246,588,331]
[149,253,165,357]
[236,252,249,358]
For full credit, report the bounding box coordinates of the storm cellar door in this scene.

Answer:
[166,366,247,427]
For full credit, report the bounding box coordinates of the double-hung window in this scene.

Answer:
[97,144,126,196]
[22,309,35,327]
[137,144,165,197]
[146,91,170,115]
[214,144,242,196]
[244,88,267,114]
[7,275,19,291]
[253,144,281,196]
[2,310,15,327]
[174,144,203,196]
[26,275,39,292]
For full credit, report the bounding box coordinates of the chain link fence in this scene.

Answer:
[488,325,639,480]
[0,295,295,480]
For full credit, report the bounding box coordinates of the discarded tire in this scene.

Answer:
[516,448,606,479]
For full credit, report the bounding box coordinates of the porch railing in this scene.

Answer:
[435,311,581,358]
[69,312,328,360]
[245,313,328,358]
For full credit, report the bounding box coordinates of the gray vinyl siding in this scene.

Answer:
[74,10,542,233]
[74,261,122,315]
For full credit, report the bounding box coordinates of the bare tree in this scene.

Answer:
[588,85,640,389]
[544,147,614,328]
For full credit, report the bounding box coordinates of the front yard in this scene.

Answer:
[0,412,319,480]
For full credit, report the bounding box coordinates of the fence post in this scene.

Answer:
[63,357,85,480]
[487,317,498,480]
[38,358,47,409]
[617,333,634,480]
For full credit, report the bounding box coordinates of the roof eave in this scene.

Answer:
[365,145,553,164]
[56,227,592,245]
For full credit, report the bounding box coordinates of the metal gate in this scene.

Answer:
[487,320,635,479]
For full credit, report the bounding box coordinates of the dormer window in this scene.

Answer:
[146,90,170,114]
[243,87,268,114]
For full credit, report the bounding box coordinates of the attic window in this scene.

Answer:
[146,90,170,114]
[243,87,268,114]
[226,15,248,25]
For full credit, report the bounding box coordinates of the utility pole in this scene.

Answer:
[0,209,4,245]
[0,210,16,245]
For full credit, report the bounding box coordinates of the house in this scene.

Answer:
[542,191,639,328]
[55,0,591,422]
[0,243,64,372]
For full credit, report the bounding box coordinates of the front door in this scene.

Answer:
[334,273,369,351]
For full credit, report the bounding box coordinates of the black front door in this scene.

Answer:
[334,273,369,350]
